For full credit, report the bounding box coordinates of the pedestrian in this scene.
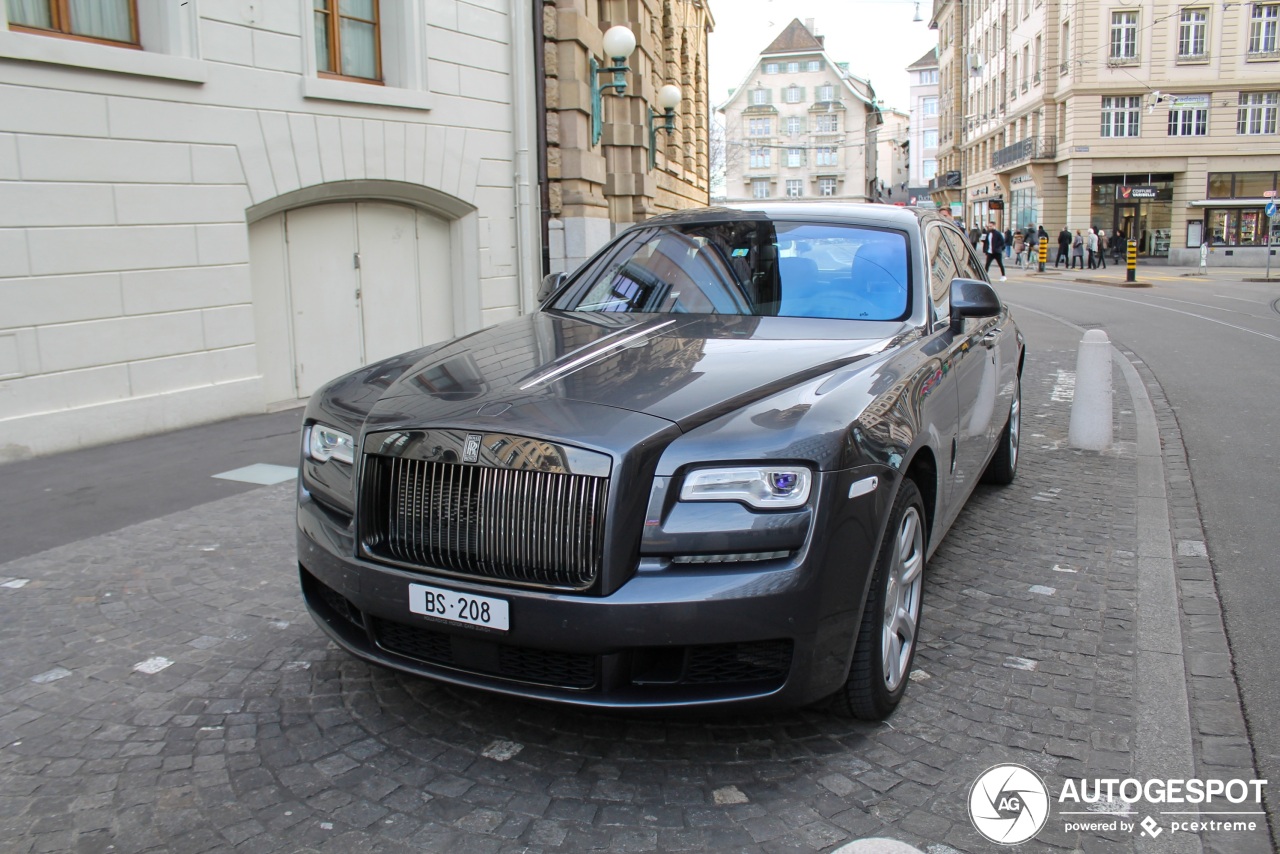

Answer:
[1071,230,1085,269]
[1112,229,1125,263]
[1056,226,1072,267]
[982,223,1007,280]
[1086,227,1099,269]
[1013,229,1026,268]
[1003,226,1013,260]
[1096,230,1109,269]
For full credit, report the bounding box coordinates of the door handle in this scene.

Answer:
[982,328,1001,348]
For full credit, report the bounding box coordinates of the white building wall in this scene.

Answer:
[0,1,539,461]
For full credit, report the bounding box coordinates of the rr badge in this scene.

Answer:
[463,433,483,463]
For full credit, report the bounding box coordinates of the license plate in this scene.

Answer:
[408,583,509,632]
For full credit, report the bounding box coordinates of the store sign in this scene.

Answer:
[988,199,1005,210]
[1118,185,1159,200]
[1011,175,1035,185]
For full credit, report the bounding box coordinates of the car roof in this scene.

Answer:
[637,202,950,230]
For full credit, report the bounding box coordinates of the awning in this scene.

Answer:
[1187,198,1273,207]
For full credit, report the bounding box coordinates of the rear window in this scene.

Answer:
[554,221,910,321]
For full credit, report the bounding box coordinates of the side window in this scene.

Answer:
[926,225,958,325]
[314,0,382,81]
[6,0,138,46]
[942,228,988,283]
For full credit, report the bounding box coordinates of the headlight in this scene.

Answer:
[679,466,812,510]
[306,424,355,465]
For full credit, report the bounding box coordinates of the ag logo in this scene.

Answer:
[463,434,483,463]
[968,764,1050,845]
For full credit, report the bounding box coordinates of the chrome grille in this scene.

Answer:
[362,455,608,590]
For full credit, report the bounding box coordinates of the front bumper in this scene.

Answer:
[297,466,894,711]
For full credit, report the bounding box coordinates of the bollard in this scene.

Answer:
[1068,329,1113,451]
[1038,236,1047,272]
[1126,240,1137,284]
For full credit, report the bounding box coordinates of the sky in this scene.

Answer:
[706,0,939,115]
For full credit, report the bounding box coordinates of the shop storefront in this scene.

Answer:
[1008,175,1041,234]
[1192,171,1277,247]
[1090,175,1174,257]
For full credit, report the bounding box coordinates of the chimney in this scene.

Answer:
[805,18,815,34]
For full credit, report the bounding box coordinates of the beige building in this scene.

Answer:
[930,0,1280,265]
[906,48,940,194]
[875,107,912,204]
[718,19,882,204]
[540,0,713,273]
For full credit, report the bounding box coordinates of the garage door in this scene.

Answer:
[250,201,454,401]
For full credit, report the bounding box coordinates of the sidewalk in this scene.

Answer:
[0,310,1268,852]
[1002,255,1279,287]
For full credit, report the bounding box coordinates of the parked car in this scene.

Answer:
[297,203,1024,719]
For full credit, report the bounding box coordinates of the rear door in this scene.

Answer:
[940,228,1004,499]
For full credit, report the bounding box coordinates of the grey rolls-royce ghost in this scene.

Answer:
[296,203,1024,719]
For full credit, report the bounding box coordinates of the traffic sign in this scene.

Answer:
[1264,189,1277,198]
[1267,200,1278,218]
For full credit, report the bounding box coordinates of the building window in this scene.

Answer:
[1205,209,1273,245]
[1100,95,1142,137]
[785,148,804,167]
[815,114,838,133]
[6,0,138,45]
[764,62,780,74]
[749,118,772,137]
[1178,8,1209,58]
[923,129,939,148]
[815,146,838,167]
[750,88,771,106]
[1168,97,1209,135]
[785,116,803,135]
[819,177,837,196]
[1237,92,1279,134]
[922,97,939,117]
[752,179,771,199]
[806,60,822,72]
[920,69,938,84]
[1110,11,1138,60]
[817,83,835,101]
[786,179,803,197]
[749,147,772,168]
[1249,4,1279,54]
[784,85,804,104]
[923,160,938,180]
[315,0,381,80]
[786,61,800,73]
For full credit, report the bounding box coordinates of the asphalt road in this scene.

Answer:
[0,408,304,565]
[996,265,1280,836]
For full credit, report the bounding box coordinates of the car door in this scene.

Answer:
[918,223,965,525]
[940,228,1003,504]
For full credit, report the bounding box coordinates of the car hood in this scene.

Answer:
[365,312,904,432]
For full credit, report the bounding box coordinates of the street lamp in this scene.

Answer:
[648,83,682,170]
[590,25,637,146]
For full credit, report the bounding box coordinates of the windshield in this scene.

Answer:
[553,220,910,321]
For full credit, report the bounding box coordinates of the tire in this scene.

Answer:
[981,372,1021,485]
[833,479,926,720]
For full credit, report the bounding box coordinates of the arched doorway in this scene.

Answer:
[249,200,455,401]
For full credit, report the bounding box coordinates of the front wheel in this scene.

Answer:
[981,373,1021,485]
[832,479,926,720]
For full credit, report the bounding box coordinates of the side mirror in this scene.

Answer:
[949,277,1002,332]
[537,272,567,305]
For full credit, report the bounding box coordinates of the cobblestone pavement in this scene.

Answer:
[0,317,1267,853]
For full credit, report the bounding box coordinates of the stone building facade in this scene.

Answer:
[718,19,881,205]
[539,0,713,273]
[0,1,542,459]
[930,0,1280,265]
